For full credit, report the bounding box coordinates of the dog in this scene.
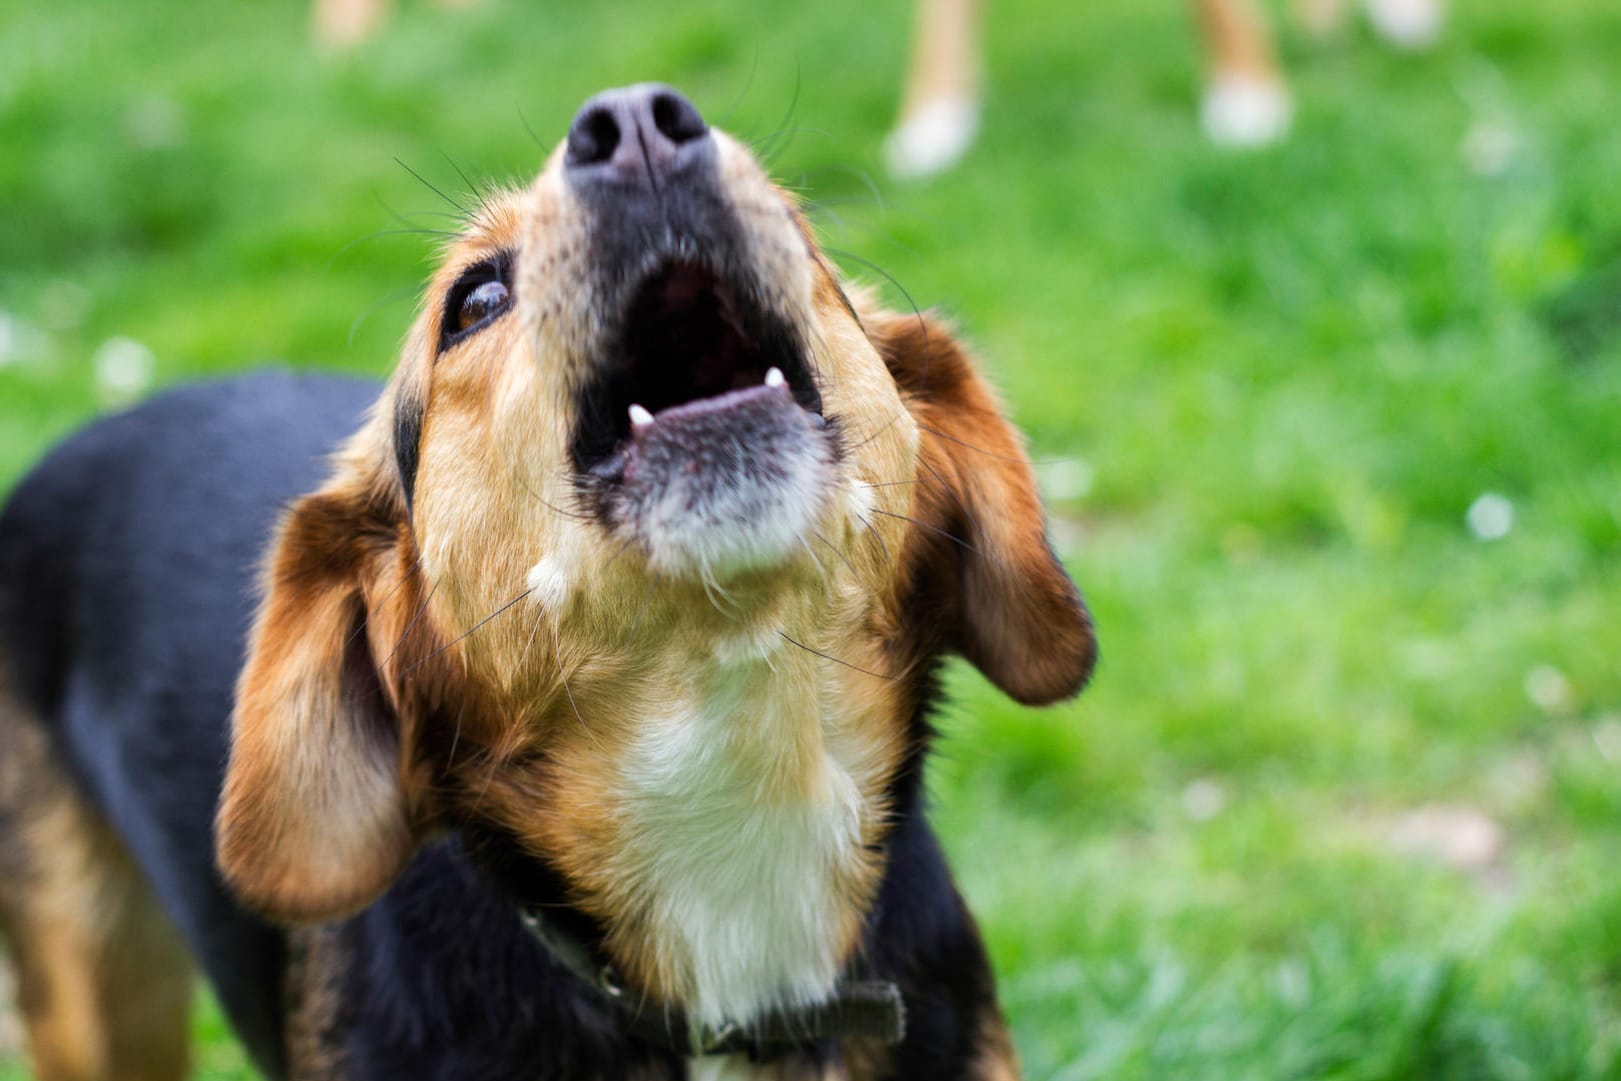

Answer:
[0,84,1096,1080]
[884,0,1448,175]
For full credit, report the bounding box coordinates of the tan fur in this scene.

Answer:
[0,681,193,1081]
[213,118,1091,1063]
[968,1012,1021,1081]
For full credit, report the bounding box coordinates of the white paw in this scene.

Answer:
[883,98,980,179]
[1362,0,1444,50]
[1201,75,1292,148]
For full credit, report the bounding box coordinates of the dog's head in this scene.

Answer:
[217,85,1094,1019]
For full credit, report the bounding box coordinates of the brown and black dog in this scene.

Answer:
[0,85,1095,1080]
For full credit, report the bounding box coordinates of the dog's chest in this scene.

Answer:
[612,654,869,1031]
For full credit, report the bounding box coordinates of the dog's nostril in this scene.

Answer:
[566,106,622,168]
[650,91,707,145]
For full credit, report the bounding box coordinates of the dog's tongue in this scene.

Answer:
[623,382,816,483]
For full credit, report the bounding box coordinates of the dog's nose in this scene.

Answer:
[565,84,711,188]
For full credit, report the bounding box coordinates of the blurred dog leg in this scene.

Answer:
[0,687,193,1081]
[313,0,392,49]
[885,0,983,179]
[1194,0,1293,147]
[1362,0,1444,49]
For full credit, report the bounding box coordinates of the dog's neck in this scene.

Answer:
[600,637,886,1030]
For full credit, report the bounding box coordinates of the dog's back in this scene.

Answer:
[0,371,376,1079]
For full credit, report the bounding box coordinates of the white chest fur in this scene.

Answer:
[613,650,867,1031]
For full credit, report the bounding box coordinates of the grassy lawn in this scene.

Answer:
[3,0,1620,1077]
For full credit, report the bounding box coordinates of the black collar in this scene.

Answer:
[516,905,907,1060]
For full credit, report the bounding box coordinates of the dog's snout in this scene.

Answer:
[565,84,710,186]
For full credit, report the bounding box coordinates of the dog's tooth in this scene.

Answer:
[629,404,655,428]
[765,367,786,389]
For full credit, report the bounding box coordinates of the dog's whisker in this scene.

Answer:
[399,586,534,678]
[627,574,660,641]
[749,67,803,166]
[380,578,441,673]
[843,408,905,453]
[445,700,466,771]
[797,536,831,589]
[914,422,1030,464]
[854,512,893,564]
[870,507,979,556]
[810,529,860,582]
[519,604,549,671]
[346,553,425,649]
[697,564,740,618]
[777,632,896,682]
[515,104,548,150]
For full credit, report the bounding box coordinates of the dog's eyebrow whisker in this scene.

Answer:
[370,190,469,230]
[330,230,458,269]
[393,156,472,216]
[860,478,924,488]
[399,586,534,677]
[347,285,424,346]
[439,151,481,205]
[777,632,896,682]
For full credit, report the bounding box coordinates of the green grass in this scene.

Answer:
[3,0,1620,1077]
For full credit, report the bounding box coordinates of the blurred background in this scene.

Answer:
[2,0,1619,1077]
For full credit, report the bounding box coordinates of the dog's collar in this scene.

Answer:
[517,906,907,1059]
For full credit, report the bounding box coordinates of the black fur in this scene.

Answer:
[0,372,1007,1080]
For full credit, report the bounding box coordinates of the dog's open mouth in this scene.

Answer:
[573,261,823,479]
[572,260,834,575]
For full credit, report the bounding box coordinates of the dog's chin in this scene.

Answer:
[595,384,833,578]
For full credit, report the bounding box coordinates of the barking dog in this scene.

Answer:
[0,85,1095,1080]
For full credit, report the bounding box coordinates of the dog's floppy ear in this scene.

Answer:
[868,308,1097,705]
[215,462,417,923]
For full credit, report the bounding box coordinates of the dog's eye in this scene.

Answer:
[458,281,510,331]
[439,254,515,352]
